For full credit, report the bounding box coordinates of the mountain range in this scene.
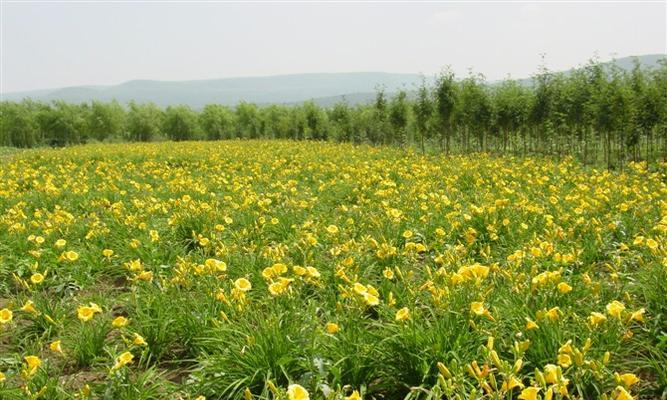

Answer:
[2,54,664,108]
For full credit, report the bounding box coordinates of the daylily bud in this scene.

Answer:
[437,362,452,379]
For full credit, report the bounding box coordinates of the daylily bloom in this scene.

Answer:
[234,278,252,292]
[629,308,645,322]
[50,340,63,354]
[614,386,634,400]
[471,302,494,321]
[589,312,607,326]
[543,364,559,384]
[346,390,361,400]
[606,301,626,319]
[501,376,524,391]
[518,387,540,400]
[0,308,12,324]
[557,282,572,293]
[30,272,45,285]
[112,351,134,370]
[287,384,309,400]
[617,373,640,388]
[135,270,154,282]
[557,353,571,367]
[133,333,147,346]
[525,317,539,330]
[24,355,41,377]
[395,307,410,322]
[21,301,38,314]
[77,303,102,322]
[325,322,340,334]
[112,316,129,328]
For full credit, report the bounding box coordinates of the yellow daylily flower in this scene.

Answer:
[234,278,252,292]
[30,272,45,285]
[518,387,540,400]
[346,390,361,400]
[133,333,147,346]
[112,351,134,370]
[589,312,607,326]
[606,301,626,319]
[325,322,340,334]
[0,308,12,324]
[287,384,309,400]
[50,340,63,354]
[112,316,129,328]
[617,373,640,388]
[395,307,410,322]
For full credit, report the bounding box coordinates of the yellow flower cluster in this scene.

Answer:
[0,141,663,398]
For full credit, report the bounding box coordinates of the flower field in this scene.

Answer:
[0,141,665,400]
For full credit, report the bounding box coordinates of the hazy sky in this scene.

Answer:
[1,1,665,93]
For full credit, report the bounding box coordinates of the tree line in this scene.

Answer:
[2,57,666,168]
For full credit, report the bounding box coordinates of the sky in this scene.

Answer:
[1,1,666,94]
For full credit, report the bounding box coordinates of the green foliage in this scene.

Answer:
[328,101,353,142]
[71,319,111,368]
[39,100,90,146]
[389,90,409,146]
[414,80,434,153]
[235,102,261,139]
[302,101,329,140]
[127,102,163,142]
[0,101,39,147]
[163,105,200,141]
[434,69,458,152]
[1,56,666,167]
[199,104,235,140]
[89,100,126,141]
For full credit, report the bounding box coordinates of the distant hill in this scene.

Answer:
[2,72,426,108]
[2,54,664,108]
[509,53,667,87]
[603,54,665,72]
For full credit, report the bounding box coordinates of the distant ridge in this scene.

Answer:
[2,54,664,107]
[2,72,426,108]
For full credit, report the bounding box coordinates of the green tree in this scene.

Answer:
[199,104,235,140]
[389,90,410,146]
[350,106,374,144]
[0,101,39,147]
[650,59,667,163]
[163,105,200,141]
[89,100,125,141]
[493,78,530,153]
[434,69,457,153]
[302,101,329,140]
[127,102,163,142]
[236,102,261,139]
[563,68,591,159]
[530,59,555,154]
[371,88,389,144]
[261,105,289,139]
[413,80,433,154]
[329,101,353,142]
[39,101,89,146]
[458,72,491,152]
